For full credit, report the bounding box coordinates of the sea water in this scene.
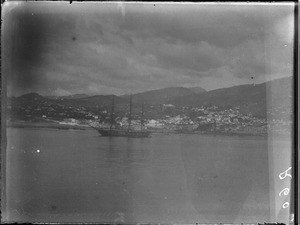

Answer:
[4,127,280,223]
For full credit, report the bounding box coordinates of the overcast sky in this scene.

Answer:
[3,2,294,96]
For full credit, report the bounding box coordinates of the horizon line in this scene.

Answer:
[9,75,292,98]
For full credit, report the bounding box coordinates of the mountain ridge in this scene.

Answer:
[188,86,206,94]
[122,87,196,105]
[172,76,292,118]
[13,77,292,119]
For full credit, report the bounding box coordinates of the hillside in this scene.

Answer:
[172,76,292,118]
[72,95,127,106]
[16,92,46,102]
[188,87,207,94]
[125,87,195,105]
[11,77,292,120]
[59,94,90,100]
[10,93,53,108]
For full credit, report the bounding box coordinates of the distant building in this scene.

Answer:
[162,104,175,110]
[146,119,163,128]
[59,118,79,126]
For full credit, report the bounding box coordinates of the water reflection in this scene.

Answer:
[180,135,269,222]
[6,128,274,223]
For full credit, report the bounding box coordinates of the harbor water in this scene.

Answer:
[4,127,283,223]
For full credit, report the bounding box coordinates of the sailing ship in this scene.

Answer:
[90,95,151,138]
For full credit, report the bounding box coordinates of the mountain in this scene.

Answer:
[172,76,292,118]
[59,94,90,100]
[124,87,195,105]
[17,92,45,101]
[188,87,206,94]
[46,94,89,100]
[14,93,49,105]
[12,77,292,120]
[11,93,53,110]
[76,95,127,106]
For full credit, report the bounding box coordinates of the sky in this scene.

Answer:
[2,2,294,97]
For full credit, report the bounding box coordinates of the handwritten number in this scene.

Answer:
[279,167,292,180]
[278,167,292,209]
[282,202,289,208]
[279,188,290,196]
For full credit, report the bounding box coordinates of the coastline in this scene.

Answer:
[6,121,93,130]
[6,121,290,137]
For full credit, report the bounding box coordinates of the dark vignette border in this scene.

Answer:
[294,1,299,224]
[0,0,299,224]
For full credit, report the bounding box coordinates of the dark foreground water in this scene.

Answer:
[4,128,276,223]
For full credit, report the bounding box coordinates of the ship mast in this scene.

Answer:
[140,103,144,131]
[110,95,115,130]
[128,94,132,131]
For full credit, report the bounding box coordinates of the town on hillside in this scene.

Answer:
[6,91,292,136]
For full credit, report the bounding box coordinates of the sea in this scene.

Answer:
[3,127,291,223]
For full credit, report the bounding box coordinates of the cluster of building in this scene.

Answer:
[8,99,97,121]
[8,99,291,136]
[91,105,291,135]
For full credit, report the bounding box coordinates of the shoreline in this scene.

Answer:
[6,121,290,137]
[6,121,93,130]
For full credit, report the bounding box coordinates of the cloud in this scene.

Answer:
[101,4,292,47]
[3,2,294,96]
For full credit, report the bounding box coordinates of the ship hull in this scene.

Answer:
[97,129,151,138]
